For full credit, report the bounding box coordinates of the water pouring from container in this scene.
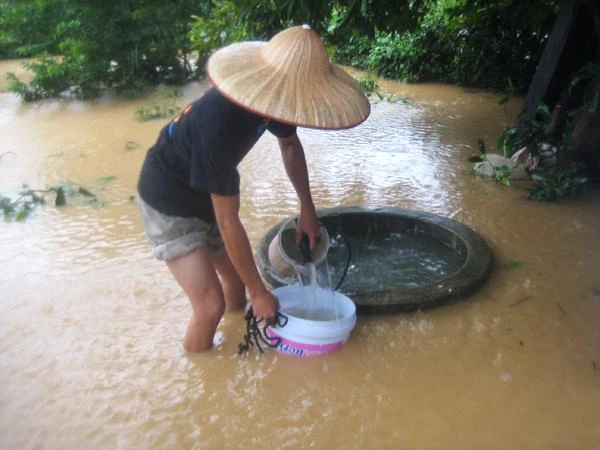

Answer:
[268,218,339,320]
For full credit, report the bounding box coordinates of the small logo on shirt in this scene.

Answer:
[256,119,270,136]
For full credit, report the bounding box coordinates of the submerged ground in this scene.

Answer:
[1,61,599,449]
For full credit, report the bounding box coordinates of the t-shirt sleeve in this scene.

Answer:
[266,120,297,138]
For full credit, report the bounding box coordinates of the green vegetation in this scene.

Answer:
[97,176,118,184]
[0,182,99,221]
[496,104,553,159]
[328,0,559,91]
[2,0,204,98]
[502,260,526,270]
[189,1,248,67]
[468,138,516,187]
[528,162,588,202]
[469,55,600,202]
[354,76,378,96]
[1,0,560,100]
[124,141,140,151]
[472,98,591,201]
[134,87,182,121]
[2,0,596,203]
[0,189,47,221]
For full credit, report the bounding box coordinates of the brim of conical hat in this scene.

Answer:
[206,41,371,130]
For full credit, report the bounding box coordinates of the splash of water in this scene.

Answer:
[294,261,339,321]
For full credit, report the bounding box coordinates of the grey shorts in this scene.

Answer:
[137,196,224,260]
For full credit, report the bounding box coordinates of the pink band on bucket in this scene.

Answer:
[267,329,343,357]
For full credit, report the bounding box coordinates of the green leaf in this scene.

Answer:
[498,177,511,187]
[0,196,16,215]
[55,187,66,206]
[30,192,46,205]
[503,260,525,269]
[15,207,30,222]
[77,187,96,197]
[124,141,140,151]
[97,175,117,184]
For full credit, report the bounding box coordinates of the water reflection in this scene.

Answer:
[327,230,465,291]
[1,60,599,449]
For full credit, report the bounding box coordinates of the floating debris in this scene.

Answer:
[509,296,533,308]
[558,303,568,316]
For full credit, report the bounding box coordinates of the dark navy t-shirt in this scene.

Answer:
[137,88,296,222]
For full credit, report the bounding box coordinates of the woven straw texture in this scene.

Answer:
[206,25,370,130]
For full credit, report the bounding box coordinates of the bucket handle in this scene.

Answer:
[238,307,289,355]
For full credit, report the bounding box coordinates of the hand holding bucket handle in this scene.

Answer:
[293,221,329,266]
[238,305,289,355]
[268,216,330,275]
[294,210,321,252]
[299,233,312,263]
[250,289,280,325]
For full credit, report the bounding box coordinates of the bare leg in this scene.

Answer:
[212,250,247,311]
[166,247,225,352]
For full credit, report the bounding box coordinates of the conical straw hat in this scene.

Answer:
[206,25,370,130]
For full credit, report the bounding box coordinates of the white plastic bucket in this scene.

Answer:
[266,285,357,357]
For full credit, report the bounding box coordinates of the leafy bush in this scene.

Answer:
[331,32,371,68]
[4,0,200,100]
[189,1,248,72]
[472,98,591,201]
[528,162,589,201]
[366,31,419,82]
[0,0,66,58]
[421,0,559,92]
[1,0,562,99]
[6,55,69,100]
[496,104,553,158]
[331,0,559,92]
[353,76,378,95]
[6,53,103,101]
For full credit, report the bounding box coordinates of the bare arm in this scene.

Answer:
[210,193,279,323]
[278,133,320,249]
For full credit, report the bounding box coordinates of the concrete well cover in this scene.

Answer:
[256,206,492,314]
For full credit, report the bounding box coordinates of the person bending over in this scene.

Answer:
[136,24,370,352]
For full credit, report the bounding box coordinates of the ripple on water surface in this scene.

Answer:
[1,74,600,449]
[328,230,465,291]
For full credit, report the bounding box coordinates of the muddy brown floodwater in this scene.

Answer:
[1,59,599,450]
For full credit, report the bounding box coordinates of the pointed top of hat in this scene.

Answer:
[206,25,370,130]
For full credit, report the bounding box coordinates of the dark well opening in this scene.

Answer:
[256,206,492,314]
